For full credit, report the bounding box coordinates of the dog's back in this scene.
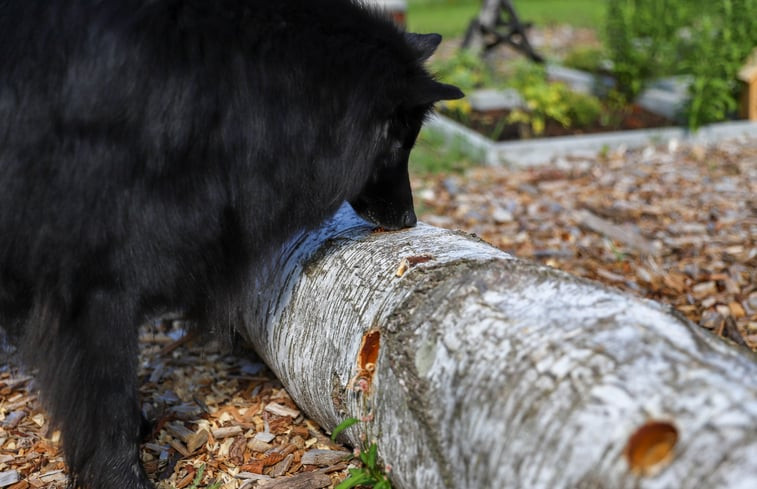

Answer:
[1,0,393,327]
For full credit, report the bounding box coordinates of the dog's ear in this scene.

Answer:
[404,32,442,62]
[410,79,465,106]
[396,32,464,108]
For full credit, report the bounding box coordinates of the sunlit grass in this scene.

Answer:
[407,0,605,38]
[409,127,479,175]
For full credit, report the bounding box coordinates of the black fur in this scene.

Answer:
[0,1,462,488]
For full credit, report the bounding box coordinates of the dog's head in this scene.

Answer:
[349,33,463,230]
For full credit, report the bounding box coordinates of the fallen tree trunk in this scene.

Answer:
[241,204,757,489]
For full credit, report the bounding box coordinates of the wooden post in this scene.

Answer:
[738,48,757,120]
[739,66,757,121]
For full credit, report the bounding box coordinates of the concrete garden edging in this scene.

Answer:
[426,114,757,167]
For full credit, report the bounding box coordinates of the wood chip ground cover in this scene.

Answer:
[414,136,757,348]
[2,136,755,488]
[1,326,353,489]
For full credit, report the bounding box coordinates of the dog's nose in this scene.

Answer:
[402,210,417,228]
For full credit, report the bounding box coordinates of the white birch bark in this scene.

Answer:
[241,204,757,489]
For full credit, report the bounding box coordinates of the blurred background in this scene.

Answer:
[363,0,757,172]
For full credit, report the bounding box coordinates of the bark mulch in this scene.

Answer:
[1,135,755,488]
[0,324,353,489]
[414,135,757,349]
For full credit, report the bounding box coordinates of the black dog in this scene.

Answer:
[0,1,462,487]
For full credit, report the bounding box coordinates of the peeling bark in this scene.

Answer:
[241,204,757,489]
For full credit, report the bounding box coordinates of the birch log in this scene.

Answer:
[241,204,757,489]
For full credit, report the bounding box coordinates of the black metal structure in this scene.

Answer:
[462,0,544,62]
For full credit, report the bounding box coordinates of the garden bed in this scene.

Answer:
[425,112,757,167]
[441,103,673,142]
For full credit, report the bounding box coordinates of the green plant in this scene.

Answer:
[684,0,757,128]
[331,417,361,438]
[331,418,392,489]
[608,240,628,262]
[506,63,602,135]
[562,46,608,73]
[567,90,604,127]
[605,0,701,99]
[180,464,221,489]
[335,443,392,489]
[605,0,757,128]
[598,89,630,127]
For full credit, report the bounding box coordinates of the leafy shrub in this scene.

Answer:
[606,0,757,128]
[569,90,604,127]
[684,0,757,127]
[605,0,700,98]
[506,63,603,135]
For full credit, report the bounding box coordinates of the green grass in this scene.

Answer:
[513,0,605,29]
[407,0,605,38]
[409,128,480,175]
[407,1,479,38]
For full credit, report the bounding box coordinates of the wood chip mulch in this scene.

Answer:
[0,324,354,489]
[414,136,756,349]
[2,135,755,488]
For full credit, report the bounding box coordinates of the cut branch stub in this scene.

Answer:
[347,329,381,395]
[625,420,679,476]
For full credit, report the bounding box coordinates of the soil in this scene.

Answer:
[442,103,675,142]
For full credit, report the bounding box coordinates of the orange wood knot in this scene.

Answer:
[395,254,434,277]
[347,329,381,394]
[624,420,679,476]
